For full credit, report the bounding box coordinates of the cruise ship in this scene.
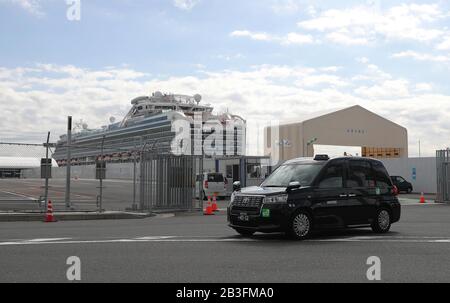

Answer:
[53,92,246,166]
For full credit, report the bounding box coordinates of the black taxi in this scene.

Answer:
[227,155,401,240]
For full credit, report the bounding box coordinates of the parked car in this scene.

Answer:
[390,176,413,193]
[227,155,401,240]
[196,172,227,199]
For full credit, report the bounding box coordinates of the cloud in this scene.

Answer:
[283,32,315,45]
[214,53,245,61]
[354,79,411,99]
[230,30,315,45]
[356,57,370,64]
[270,0,301,14]
[2,0,44,16]
[297,74,349,88]
[1,63,450,156]
[325,31,371,45]
[415,83,433,92]
[436,36,450,50]
[392,50,450,62]
[173,0,200,11]
[298,3,447,45]
[230,30,275,42]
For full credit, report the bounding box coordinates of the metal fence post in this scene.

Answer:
[43,132,50,211]
[98,135,105,212]
[65,116,72,209]
[436,149,450,203]
[132,149,137,210]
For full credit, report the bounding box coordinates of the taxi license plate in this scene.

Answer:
[239,213,249,221]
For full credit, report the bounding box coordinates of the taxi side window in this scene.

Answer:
[318,161,344,188]
[347,160,376,188]
[372,162,392,188]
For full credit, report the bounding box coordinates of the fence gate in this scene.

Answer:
[140,153,198,211]
[436,150,450,203]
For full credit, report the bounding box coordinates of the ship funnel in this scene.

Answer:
[194,94,202,104]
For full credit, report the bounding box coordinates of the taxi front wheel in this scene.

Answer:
[288,211,312,240]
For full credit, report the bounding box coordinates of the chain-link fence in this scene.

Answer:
[0,135,205,212]
[140,153,202,211]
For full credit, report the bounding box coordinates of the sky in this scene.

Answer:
[0,0,450,156]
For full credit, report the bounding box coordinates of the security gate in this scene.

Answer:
[436,150,450,203]
[140,153,199,211]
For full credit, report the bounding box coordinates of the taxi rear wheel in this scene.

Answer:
[371,208,391,233]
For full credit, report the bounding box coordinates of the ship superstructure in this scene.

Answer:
[53,92,246,166]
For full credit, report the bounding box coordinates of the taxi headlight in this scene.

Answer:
[230,192,236,205]
[264,194,288,204]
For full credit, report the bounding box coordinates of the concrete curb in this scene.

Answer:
[0,211,153,222]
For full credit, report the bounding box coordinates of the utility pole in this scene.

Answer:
[419,140,421,158]
[65,116,72,209]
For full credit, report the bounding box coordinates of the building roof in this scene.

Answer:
[279,105,406,130]
[0,157,58,169]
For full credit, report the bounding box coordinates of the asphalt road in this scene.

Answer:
[1,203,450,283]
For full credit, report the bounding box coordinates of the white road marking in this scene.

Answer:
[0,191,36,200]
[1,235,450,246]
[133,236,176,240]
[27,238,72,242]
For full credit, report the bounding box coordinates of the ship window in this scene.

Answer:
[137,106,143,110]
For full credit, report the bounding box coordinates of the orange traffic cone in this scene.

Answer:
[44,200,57,223]
[420,193,426,204]
[204,197,214,216]
[212,194,218,212]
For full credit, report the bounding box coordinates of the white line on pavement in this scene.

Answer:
[2,235,450,246]
[0,191,36,200]
[27,238,72,242]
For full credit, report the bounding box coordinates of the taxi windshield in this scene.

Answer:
[261,164,324,187]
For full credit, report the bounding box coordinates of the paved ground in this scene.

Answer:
[1,203,450,283]
[0,178,437,212]
[0,178,146,211]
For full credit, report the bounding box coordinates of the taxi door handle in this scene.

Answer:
[339,194,348,198]
[348,193,357,197]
